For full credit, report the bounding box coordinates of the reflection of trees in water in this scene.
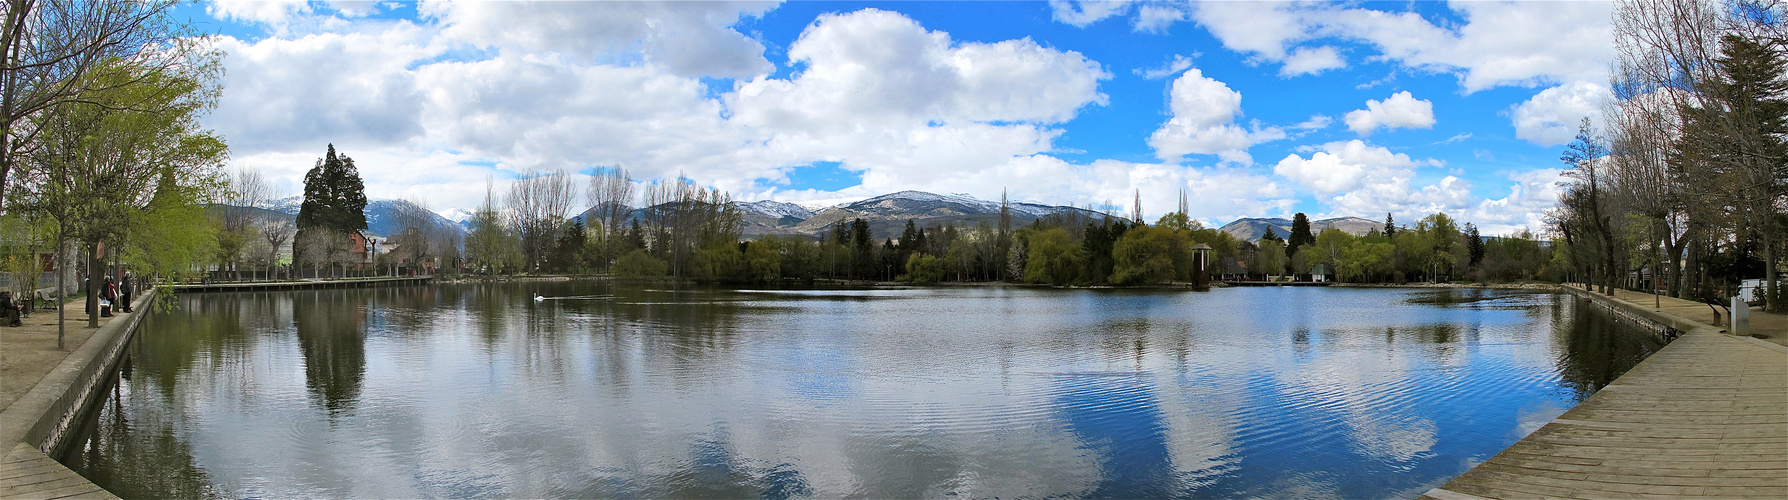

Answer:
[1550,299,1665,400]
[293,290,367,414]
[59,362,216,499]
[364,285,443,336]
[135,293,279,399]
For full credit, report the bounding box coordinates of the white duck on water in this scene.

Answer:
[533,293,545,302]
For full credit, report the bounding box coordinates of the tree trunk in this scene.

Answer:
[1664,227,1685,299]
[56,239,65,350]
[85,242,101,328]
[1766,233,1779,313]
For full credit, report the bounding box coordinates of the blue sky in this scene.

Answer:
[194,1,1617,234]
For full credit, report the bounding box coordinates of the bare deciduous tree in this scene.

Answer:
[585,166,632,270]
[506,169,576,273]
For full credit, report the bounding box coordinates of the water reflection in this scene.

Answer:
[293,290,367,414]
[61,283,1663,498]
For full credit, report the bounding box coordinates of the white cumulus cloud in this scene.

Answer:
[1148,68,1282,164]
[1175,1,1613,93]
[1344,91,1435,136]
[1510,81,1612,146]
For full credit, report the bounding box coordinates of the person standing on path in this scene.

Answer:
[101,276,117,317]
[119,272,134,313]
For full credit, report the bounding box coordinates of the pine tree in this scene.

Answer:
[295,144,369,271]
[296,144,369,234]
[1261,226,1283,244]
[1465,223,1485,268]
[1383,213,1397,239]
[1288,212,1314,258]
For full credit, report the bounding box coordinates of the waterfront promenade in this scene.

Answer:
[0,293,149,500]
[1424,286,1787,499]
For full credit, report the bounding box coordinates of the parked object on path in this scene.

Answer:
[1732,296,1750,335]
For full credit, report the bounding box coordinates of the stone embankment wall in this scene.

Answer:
[14,289,157,456]
[1560,286,1702,343]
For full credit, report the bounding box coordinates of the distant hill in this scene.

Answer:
[1218,216,1381,243]
[255,197,465,239]
[571,190,1115,240]
[787,191,1110,240]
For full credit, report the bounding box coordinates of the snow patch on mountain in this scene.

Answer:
[739,200,815,219]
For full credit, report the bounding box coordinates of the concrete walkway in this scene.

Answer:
[0,292,149,500]
[1423,287,1787,499]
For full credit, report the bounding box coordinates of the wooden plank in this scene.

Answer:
[1435,321,1788,499]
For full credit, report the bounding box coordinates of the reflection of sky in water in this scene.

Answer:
[63,284,1663,499]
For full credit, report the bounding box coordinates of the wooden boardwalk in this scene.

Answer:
[0,444,112,500]
[1423,290,1787,499]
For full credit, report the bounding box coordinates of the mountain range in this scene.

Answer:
[259,197,465,240]
[257,191,1379,245]
[1217,216,1382,242]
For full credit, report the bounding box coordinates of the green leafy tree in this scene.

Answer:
[10,60,226,334]
[614,248,668,277]
[903,253,948,284]
[1311,228,1351,276]
[1254,238,1288,278]
[1023,227,1083,285]
[1110,225,1192,285]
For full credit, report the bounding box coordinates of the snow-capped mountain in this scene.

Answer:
[738,200,816,220]
[238,197,465,239]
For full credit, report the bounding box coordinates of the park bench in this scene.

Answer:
[34,288,56,310]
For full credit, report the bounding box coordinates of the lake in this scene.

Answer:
[59,282,1662,499]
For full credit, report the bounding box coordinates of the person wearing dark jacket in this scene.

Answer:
[120,273,134,313]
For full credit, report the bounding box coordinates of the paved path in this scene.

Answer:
[1423,288,1787,499]
[1567,284,1787,346]
[0,292,150,500]
[0,444,112,500]
[2,299,118,413]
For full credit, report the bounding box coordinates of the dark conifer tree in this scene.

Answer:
[1261,226,1283,244]
[1383,213,1396,239]
[851,218,874,279]
[1288,212,1314,257]
[1465,223,1485,268]
[296,144,368,233]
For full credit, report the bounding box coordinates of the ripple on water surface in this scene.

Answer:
[61,284,1664,499]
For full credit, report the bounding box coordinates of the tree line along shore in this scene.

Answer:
[1,0,1779,321]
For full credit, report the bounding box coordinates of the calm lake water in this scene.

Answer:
[60,282,1662,499]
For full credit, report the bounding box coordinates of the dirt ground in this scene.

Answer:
[0,298,111,413]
